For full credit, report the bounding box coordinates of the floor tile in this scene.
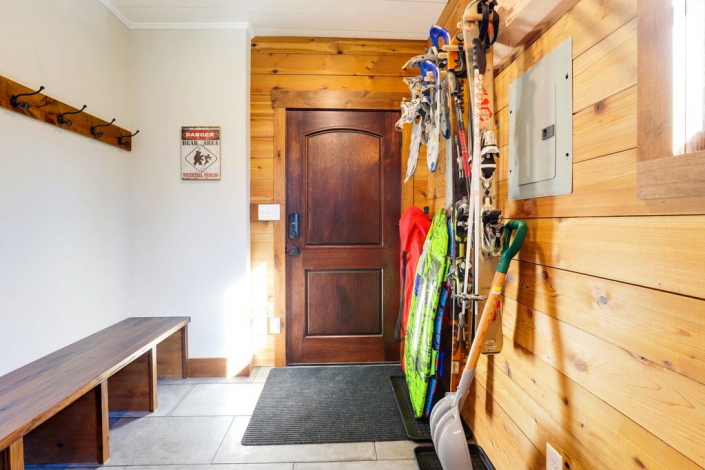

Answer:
[253,367,273,383]
[128,465,293,470]
[41,467,125,469]
[214,417,376,464]
[374,440,418,460]
[107,416,233,465]
[172,384,264,416]
[109,384,193,418]
[158,375,255,385]
[294,461,417,469]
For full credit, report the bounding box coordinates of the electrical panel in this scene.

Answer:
[508,37,573,201]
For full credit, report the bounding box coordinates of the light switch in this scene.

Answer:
[258,204,281,221]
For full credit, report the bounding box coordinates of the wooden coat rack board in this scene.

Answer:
[0,75,135,151]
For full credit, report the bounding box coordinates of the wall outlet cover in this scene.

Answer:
[546,442,563,470]
[268,317,281,334]
[258,204,281,221]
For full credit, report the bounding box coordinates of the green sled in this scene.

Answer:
[404,209,449,418]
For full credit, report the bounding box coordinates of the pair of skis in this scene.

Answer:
[443,0,505,390]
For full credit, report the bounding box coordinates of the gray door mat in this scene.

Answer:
[241,365,409,446]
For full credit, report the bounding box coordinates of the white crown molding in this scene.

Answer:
[100,0,253,33]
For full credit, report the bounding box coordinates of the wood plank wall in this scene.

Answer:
[433,0,705,468]
[249,37,429,366]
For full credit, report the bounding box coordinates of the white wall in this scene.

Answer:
[0,0,132,375]
[128,30,252,372]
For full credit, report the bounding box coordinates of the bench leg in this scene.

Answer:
[25,380,109,465]
[157,325,189,378]
[0,438,24,470]
[108,347,157,412]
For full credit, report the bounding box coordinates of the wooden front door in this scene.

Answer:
[286,110,401,364]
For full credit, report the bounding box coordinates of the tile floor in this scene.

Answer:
[35,367,419,470]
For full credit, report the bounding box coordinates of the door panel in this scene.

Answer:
[307,270,382,336]
[306,131,382,245]
[286,110,401,364]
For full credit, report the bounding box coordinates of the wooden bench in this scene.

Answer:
[0,316,190,468]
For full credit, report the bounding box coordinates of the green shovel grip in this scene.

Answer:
[497,220,528,274]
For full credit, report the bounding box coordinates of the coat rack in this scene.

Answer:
[0,75,137,151]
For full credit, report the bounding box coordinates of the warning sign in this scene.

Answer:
[181,126,221,180]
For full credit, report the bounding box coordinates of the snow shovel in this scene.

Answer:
[429,219,527,470]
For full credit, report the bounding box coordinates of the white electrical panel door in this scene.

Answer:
[509,37,572,201]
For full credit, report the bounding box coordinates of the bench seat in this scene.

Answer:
[0,316,190,468]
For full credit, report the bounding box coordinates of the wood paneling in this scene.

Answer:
[108,348,157,412]
[431,0,705,468]
[156,327,188,378]
[24,381,109,465]
[0,439,23,470]
[307,270,382,336]
[250,37,428,366]
[187,358,227,377]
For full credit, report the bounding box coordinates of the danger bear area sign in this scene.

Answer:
[182,126,221,180]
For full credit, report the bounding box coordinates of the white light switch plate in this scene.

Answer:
[258,204,280,221]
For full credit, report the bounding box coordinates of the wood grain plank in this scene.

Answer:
[476,330,702,470]
[251,158,274,181]
[24,381,109,464]
[462,381,544,470]
[252,53,416,77]
[271,90,405,110]
[272,108,287,368]
[474,353,607,470]
[251,180,274,202]
[572,18,637,112]
[251,137,274,159]
[0,76,134,151]
[252,74,410,95]
[0,317,189,451]
[498,149,705,217]
[156,327,188,379]
[516,215,705,299]
[108,348,157,413]
[494,0,636,111]
[502,296,705,466]
[251,37,426,56]
[0,438,23,470]
[504,260,705,386]
[638,151,705,200]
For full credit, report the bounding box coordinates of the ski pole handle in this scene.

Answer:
[497,220,527,274]
[430,25,451,49]
[420,60,439,86]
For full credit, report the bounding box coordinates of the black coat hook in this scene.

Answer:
[118,130,139,146]
[57,105,87,127]
[11,85,45,110]
[91,118,116,138]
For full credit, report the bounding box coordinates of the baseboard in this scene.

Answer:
[187,358,254,378]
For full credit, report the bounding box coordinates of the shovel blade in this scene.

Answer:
[435,413,473,470]
[429,392,455,439]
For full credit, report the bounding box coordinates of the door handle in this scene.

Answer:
[288,212,300,240]
[288,246,300,256]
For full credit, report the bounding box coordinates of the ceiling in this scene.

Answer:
[101,0,448,39]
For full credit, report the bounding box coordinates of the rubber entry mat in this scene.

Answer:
[415,444,495,470]
[390,375,434,441]
[242,365,409,445]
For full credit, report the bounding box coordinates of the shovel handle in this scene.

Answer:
[463,221,527,373]
[498,220,527,274]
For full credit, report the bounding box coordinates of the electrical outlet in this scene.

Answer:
[546,443,563,470]
[268,317,281,334]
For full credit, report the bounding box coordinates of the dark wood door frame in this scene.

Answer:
[269,90,407,366]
